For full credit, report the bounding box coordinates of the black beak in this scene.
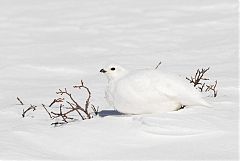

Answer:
[100,69,107,73]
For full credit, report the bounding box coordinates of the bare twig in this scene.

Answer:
[187,67,218,97]
[51,104,76,124]
[49,98,64,107]
[50,81,96,125]
[42,104,53,119]
[155,61,162,69]
[51,122,65,126]
[51,104,71,122]
[17,97,24,105]
[186,67,210,87]
[56,88,84,110]
[19,80,98,125]
[56,88,90,118]
[66,101,85,120]
[91,105,99,116]
[198,83,205,92]
[22,104,37,117]
[205,80,218,97]
[73,80,92,119]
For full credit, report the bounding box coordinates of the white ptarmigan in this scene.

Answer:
[100,64,210,114]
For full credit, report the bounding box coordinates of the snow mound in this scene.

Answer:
[133,109,221,136]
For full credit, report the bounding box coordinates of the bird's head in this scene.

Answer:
[100,64,127,82]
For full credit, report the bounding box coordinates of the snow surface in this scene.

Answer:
[0,0,238,160]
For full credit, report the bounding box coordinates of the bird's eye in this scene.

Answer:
[111,67,116,71]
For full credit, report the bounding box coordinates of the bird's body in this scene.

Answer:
[101,65,210,114]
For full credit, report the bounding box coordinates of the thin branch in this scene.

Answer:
[51,104,76,124]
[91,104,99,116]
[186,67,210,87]
[51,122,65,126]
[49,98,64,107]
[66,101,85,120]
[198,83,205,92]
[42,104,53,119]
[19,80,98,125]
[187,67,218,97]
[56,88,85,112]
[73,80,92,119]
[155,61,162,69]
[205,80,218,97]
[17,97,24,105]
[22,104,37,117]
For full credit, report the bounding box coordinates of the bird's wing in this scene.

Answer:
[153,73,209,106]
[112,70,209,107]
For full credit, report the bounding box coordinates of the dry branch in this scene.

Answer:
[91,105,99,116]
[51,122,65,126]
[205,80,218,97]
[66,101,85,120]
[17,97,24,105]
[22,104,37,117]
[198,83,205,92]
[51,104,75,124]
[49,98,64,107]
[19,80,98,125]
[187,67,218,97]
[49,80,97,125]
[155,61,162,69]
[56,86,91,119]
[42,104,53,119]
[186,67,210,87]
[73,80,91,116]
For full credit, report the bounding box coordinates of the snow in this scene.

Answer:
[0,0,238,160]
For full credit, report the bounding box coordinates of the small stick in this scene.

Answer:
[22,104,37,117]
[186,67,210,87]
[155,61,162,69]
[17,97,24,105]
[206,80,218,97]
[198,83,205,92]
[49,98,64,107]
[51,122,65,126]
[91,105,99,115]
[66,101,85,120]
[42,104,53,119]
[73,80,92,119]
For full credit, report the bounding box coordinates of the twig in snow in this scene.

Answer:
[22,104,37,117]
[17,97,24,105]
[91,105,99,116]
[49,98,64,107]
[198,83,206,92]
[50,80,97,125]
[155,61,162,69]
[42,104,53,119]
[205,80,218,97]
[186,67,210,87]
[19,80,98,125]
[186,67,218,97]
[51,104,74,124]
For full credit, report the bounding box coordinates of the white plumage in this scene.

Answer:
[100,64,210,114]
